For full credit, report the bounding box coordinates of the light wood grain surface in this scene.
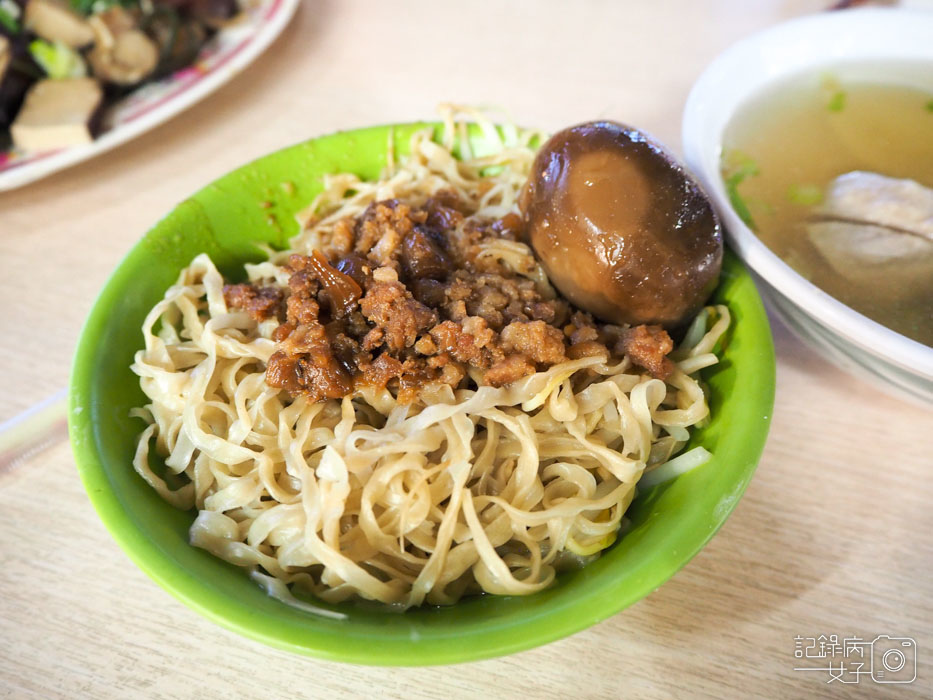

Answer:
[1,1,931,698]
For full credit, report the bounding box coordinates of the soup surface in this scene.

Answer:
[721,64,933,346]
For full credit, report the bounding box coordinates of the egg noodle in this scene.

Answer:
[130,106,730,614]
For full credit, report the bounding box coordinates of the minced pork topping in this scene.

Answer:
[223,193,674,403]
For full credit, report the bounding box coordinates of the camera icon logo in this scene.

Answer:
[871,635,917,684]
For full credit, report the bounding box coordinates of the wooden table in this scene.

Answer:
[1,1,930,697]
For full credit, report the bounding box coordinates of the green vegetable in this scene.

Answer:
[827,90,846,112]
[926,99,933,113]
[638,446,713,489]
[68,0,138,16]
[787,183,823,206]
[565,527,617,557]
[678,308,709,353]
[819,72,846,113]
[29,39,87,79]
[721,149,759,231]
[0,2,20,33]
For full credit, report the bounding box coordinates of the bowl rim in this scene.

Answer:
[681,7,933,377]
[69,122,776,665]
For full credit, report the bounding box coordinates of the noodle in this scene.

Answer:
[130,107,729,610]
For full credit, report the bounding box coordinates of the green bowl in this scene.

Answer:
[70,123,775,665]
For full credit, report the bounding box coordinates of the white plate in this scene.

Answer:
[0,0,299,191]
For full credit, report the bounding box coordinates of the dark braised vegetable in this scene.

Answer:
[299,251,363,319]
[521,121,722,328]
[0,33,40,129]
[159,0,237,30]
[401,225,451,280]
[334,253,374,289]
[142,5,206,78]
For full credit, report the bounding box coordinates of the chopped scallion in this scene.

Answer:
[638,446,712,489]
[721,149,760,231]
[787,183,823,206]
[69,0,138,16]
[0,5,19,33]
[827,90,847,112]
[29,39,87,79]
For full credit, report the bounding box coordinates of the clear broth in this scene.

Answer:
[721,63,933,346]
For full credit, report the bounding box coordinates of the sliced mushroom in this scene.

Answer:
[24,0,94,49]
[87,7,158,86]
[89,5,137,39]
[10,76,103,150]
